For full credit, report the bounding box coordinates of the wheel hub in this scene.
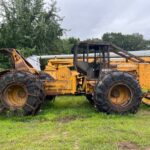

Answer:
[3,84,28,108]
[111,89,120,98]
[109,84,132,106]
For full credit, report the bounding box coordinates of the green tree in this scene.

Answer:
[0,0,63,56]
[102,32,149,51]
[60,37,80,54]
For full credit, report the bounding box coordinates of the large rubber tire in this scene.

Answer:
[0,71,45,115]
[39,72,54,81]
[95,71,142,114]
[39,72,55,102]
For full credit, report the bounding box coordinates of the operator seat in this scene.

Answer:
[76,61,98,79]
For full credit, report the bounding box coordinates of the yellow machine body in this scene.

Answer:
[1,48,150,106]
[43,59,94,95]
[44,59,78,95]
[42,56,150,106]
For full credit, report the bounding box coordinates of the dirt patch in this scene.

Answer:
[118,142,140,150]
[55,115,86,123]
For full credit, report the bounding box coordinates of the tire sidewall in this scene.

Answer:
[95,72,142,114]
[0,71,45,115]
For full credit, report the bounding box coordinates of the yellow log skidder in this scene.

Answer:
[0,41,149,116]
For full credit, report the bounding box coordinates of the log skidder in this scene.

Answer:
[0,71,45,115]
[0,43,145,117]
[94,71,142,114]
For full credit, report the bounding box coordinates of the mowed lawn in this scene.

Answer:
[0,96,150,150]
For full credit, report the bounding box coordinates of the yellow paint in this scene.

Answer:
[142,97,150,105]
[108,84,131,106]
[4,84,27,108]
[5,49,150,106]
[12,50,38,74]
[44,59,79,95]
[43,56,150,106]
[138,63,150,90]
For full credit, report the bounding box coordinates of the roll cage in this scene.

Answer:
[72,41,145,79]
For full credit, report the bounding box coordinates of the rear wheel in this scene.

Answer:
[95,72,142,114]
[0,71,45,115]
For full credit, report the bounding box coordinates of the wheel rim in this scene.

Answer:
[108,84,132,107]
[3,84,28,108]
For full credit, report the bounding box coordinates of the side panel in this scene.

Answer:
[44,59,78,95]
[138,63,150,90]
[44,76,77,95]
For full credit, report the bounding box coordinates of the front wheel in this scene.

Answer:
[94,72,142,114]
[0,71,45,115]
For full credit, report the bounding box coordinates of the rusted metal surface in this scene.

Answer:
[0,48,38,74]
[110,44,145,63]
[0,44,149,108]
[72,41,145,64]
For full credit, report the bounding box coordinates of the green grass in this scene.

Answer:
[0,96,150,150]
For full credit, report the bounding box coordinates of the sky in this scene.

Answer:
[47,0,150,40]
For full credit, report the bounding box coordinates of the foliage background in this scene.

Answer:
[0,0,150,57]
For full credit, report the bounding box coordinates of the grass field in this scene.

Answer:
[0,96,150,150]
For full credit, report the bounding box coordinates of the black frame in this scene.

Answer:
[72,41,145,79]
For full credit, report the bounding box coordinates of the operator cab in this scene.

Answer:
[72,41,144,79]
[72,41,111,79]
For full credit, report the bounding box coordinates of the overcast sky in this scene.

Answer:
[49,0,150,40]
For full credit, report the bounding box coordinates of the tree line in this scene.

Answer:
[0,0,150,57]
